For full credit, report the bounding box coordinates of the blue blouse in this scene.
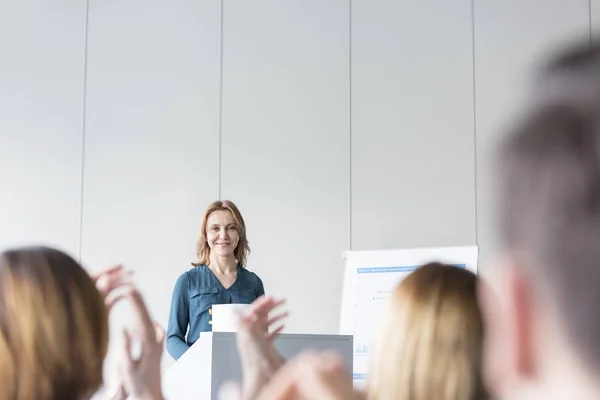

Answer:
[166,264,265,360]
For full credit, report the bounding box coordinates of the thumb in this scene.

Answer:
[154,322,166,345]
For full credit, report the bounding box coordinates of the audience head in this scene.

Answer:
[532,41,600,110]
[194,200,250,267]
[481,41,600,399]
[368,263,487,400]
[0,246,108,400]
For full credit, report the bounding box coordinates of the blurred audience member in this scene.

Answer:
[224,263,486,400]
[480,41,600,400]
[368,263,487,400]
[0,246,165,400]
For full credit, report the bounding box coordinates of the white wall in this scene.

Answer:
[81,0,222,371]
[474,1,590,264]
[0,0,86,256]
[0,0,594,370]
[220,0,350,335]
[593,0,600,37]
[351,0,476,251]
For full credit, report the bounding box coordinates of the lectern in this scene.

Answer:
[162,332,353,400]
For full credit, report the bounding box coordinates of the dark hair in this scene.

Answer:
[497,42,600,371]
[532,41,600,110]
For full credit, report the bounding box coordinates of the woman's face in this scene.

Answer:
[206,210,239,258]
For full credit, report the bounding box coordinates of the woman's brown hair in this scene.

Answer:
[0,247,108,400]
[192,200,251,267]
[367,262,487,400]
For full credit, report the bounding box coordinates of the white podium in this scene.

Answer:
[162,332,353,400]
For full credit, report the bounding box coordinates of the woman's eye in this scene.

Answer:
[211,227,219,231]
[228,226,237,231]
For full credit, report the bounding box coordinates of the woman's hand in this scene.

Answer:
[92,266,164,400]
[218,296,288,400]
[92,264,134,310]
[92,265,134,400]
[254,351,363,400]
[119,290,166,400]
[240,296,288,370]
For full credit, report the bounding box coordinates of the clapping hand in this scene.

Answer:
[219,296,288,400]
[92,265,133,400]
[92,264,134,311]
[119,290,165,400]
[92,266,164,400]
[254,351,363,400]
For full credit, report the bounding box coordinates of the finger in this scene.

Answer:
[104,282,134,304]
[235,311,252,332]
[267,325,284,341]
[91,264,124,282]
[153,323,166,362]
[122,329,134,366]
[250,297,285,317]
[105,288,133,311]
[250,297,285,315]
[95,269,134,296]
[235,307,252,321]
[153,322,166,345]
[241,309,260,325]
[267,312,289,327]
[95,268,133,292]
[246,296,271,317]
[127,290,155,342]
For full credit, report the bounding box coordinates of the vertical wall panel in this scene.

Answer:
[220,0,350,334]
[592,0,600,38]
[474,1,590,265]
[82,0,221,367]
[0,0,86,255]
[351,0,476,251]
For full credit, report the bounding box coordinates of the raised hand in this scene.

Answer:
[119,290,165,400]
[244,296,288,342]
[91,265,134,310]
[92,265,136,400]
[255,351,363,400]
[218,296,288,400]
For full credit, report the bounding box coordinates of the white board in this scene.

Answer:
[339,246,478,386]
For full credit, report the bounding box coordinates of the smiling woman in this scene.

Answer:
[166,200,265,360]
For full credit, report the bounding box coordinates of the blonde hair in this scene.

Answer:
[367,263,487,400]
[0,247,108,400]
[193,200,251,267]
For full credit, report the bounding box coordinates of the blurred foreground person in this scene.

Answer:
[480,41,600,400]
[368,263,487,400]
[222,263,487,400]
[0,247,165,400]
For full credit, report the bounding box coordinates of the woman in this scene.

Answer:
[233,263,488,400]
[367,263,487,400]
[0,246,165,400]
[166,200,265,360]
